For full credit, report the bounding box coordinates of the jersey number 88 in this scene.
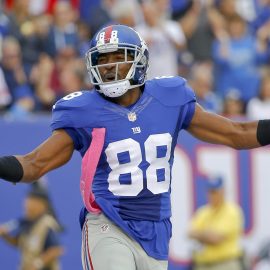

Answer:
[105,133,172,196]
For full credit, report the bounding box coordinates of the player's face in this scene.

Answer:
[97,50,133,82]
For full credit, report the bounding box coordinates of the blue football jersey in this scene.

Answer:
[51,76,196,259]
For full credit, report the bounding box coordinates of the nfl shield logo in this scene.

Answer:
[128,112,137,122]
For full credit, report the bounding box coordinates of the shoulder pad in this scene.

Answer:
[51,90,99,130]
[53,91,93,109]
[146,76,196,106]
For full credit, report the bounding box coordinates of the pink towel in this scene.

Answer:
[80,128,106,214]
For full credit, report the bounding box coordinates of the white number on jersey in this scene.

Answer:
[105,133,172,196]
[63,91,83,100]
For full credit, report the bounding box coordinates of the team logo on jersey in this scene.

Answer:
[128,112,137,122]
[132,127,141,134]
[100,223,110,233]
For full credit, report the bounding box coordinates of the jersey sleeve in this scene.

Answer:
[63,127,91,152]
[51,100,75,131]
[174,77,196,129]
[50,92,93,153]
[51,91,96,130]
[182,101,196,130]
[50,103,82,150]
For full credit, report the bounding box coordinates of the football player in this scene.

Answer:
[1,25,269,270]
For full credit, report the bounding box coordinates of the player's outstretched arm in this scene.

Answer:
[0,129,74,183]
[187,103,268,149]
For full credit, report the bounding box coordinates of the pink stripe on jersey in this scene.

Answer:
[80,128,106,214]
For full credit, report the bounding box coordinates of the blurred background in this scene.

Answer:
[1,0,270,269]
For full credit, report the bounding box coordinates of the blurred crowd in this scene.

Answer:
[1,0,270,120]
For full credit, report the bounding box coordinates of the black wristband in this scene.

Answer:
[257,120,270,146]
[0,156,24,183]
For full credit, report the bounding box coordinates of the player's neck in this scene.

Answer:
[113,87,142,107]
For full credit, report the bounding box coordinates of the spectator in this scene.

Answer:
[4,0,80,16]
[188,177,244,270]
[59,58,90,95]
[1,36,35,117]
[136,0,186,78]
[27,0,50,16]
[212,14,268,103]
[246,71,270,120]
[31,47,78,111]
[46,0,80,15]
[0,66,11,110]
[180,1,215,62]
[0,183,64,270]
[48,46,79,98]
[76,20,91,57]
[6,0,46,66]
[255,19,270,64]
[215,0,238,20]
[82,0,115,38]
[109,0,142,28]
[44,1,79,57]
[30,53,56,111]
[188,62,221,113]
[222,89,245,119]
